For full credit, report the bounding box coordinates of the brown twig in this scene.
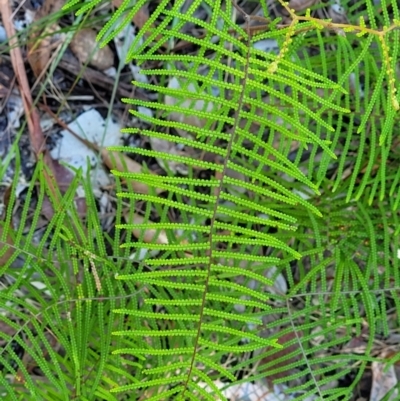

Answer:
[0,0,61,217]
[57,56,146,101]
[0,0,44,155]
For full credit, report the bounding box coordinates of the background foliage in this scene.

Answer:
[0,0,399,400]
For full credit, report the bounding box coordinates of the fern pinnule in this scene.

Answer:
[63,0,102,15]
[144,299,203,307]
[109,146,224,171]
